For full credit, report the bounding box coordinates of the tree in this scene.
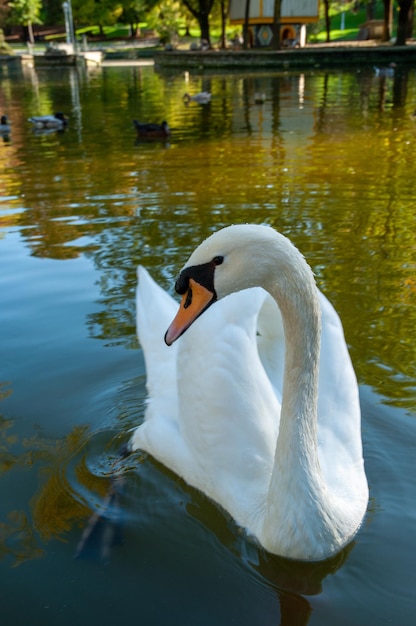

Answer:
[323,0,331,42]
[71,0,122,37]
[271,0,282,49]
[150,0,178,44]
[120,0,159,38]
[242,0,250,49]
[181,0,215,45]
[8,0,42,44]
[218,0,227,47]
[395,0,414,45]
[148,0,191,45]
[382,0,393,41]
[0,28,13,53]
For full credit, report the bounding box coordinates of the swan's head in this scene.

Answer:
[164,224,304,345]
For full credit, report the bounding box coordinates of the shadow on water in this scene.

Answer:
[184,483,354,625]
[74,441,355,625]
[3,409,355,625]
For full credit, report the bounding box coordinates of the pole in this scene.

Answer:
[62,1,77,52]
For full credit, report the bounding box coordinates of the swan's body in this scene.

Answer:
[28,112,68,129]
[131,224,368,561]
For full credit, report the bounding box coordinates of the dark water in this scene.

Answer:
[0,59,415,625]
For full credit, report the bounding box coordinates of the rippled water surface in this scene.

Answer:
[0,59,415,625]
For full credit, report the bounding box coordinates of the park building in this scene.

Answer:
[229,0,320,47]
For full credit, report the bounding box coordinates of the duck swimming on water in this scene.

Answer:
[28,112,69,129]
[133,120,171,138]
[0,115,11,134]
[373,62,396,78]
[183,92,212,104]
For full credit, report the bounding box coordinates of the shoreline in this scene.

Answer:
[2,39,416,71]
[154,41,416,71]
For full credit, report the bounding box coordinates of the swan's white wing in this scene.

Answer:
[317,292,367,503]
[179,291,279,440]
[133,272,282,527]
[135,266,177,392]
[131,267,186,463]
[174,287,283,528]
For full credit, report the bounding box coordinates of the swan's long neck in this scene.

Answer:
[268,261,321,474]
[274,275,321,468]
[259,248,338,559]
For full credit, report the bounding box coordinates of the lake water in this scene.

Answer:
[0,58,415,625]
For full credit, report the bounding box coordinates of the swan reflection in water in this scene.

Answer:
[25,420,354,626]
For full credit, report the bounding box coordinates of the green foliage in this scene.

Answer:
[120,0,159,27]
[325,0,358,18]
[8,0,43,26]
[0,29,14,53]
[148,0,191,43]
[71,0,123,28]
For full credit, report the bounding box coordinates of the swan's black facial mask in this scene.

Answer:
[175,261,217,298]
[164,262,218,345]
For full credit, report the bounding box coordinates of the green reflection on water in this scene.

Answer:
[0,64,415,410]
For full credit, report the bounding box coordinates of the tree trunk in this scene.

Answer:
[130,23,140,38]
[219,0,227,48]
[271,0,282,50]
[199,12,210,44]
[382,0,393,41]
[27,22,35,45]
[243,0,251,49]
[182,0,215,46]
[406,3,414,38]
[367,0,376,20]
[395,0,413,45]
[323,0,331,42]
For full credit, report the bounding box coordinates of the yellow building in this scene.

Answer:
[229,0,320,47]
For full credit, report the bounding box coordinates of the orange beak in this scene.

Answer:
[165,278,215,345]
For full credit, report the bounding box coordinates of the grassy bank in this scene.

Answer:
[5,2,399,53]
[309,3,388,43]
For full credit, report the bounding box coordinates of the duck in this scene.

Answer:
[133,120,171,138]
[0,115,11,134]
[254,92,266,104]
[28,112,68,129]
[373,62,396,78]
[183,91,212,104]
[131,224,368,562]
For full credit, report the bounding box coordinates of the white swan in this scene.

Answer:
[131,224,368,561]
